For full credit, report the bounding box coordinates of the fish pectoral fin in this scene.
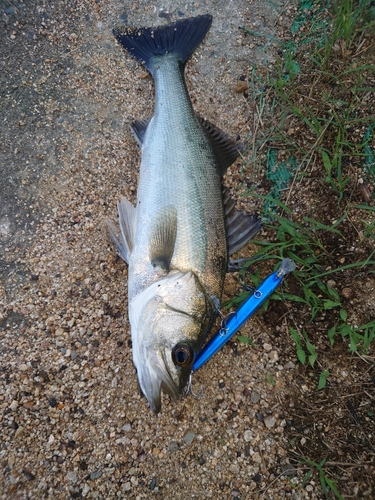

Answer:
[223,189,262,257]
[131,118,151,146]
[198,116,243,175]
[149,206,177,271]
[115,197,137,263]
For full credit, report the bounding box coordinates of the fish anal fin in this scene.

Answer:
[131,118,151,146]
[198,116,243,176]
[149,206,177,271]
[223,189,261,257]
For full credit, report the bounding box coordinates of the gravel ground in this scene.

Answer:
[0,1,331,498]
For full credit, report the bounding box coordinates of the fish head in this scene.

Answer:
[129,271,212,413]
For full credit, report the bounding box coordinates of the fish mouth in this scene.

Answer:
[137,349,180,413]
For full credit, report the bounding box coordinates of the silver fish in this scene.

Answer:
[112,15,260,412]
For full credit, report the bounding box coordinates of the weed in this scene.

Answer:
[298,456,344,500]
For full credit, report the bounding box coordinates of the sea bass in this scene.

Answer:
[112,14,260,412]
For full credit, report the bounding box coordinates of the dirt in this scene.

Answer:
[1,0,374,499]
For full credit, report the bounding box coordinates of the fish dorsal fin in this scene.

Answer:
[198,116,243,176]
[131,118,151,146]
[149,206,177,271]
[114,197,137,264]
[223,189,261,256]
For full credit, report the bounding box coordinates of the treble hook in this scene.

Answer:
[183,371,203,399]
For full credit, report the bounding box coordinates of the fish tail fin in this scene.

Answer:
[113,14,212,73]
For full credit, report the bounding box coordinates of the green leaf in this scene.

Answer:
[308,353,317,368]
[321,150,332,170]
[328,326,336,345]
[323,300,341,310]
[325,477,345,500]
[297,348,306,365]
[266,373,276,386]
[318,370,329,390]
[237,335,254,346]
[340,308,348,321]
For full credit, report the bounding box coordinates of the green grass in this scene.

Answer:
[297,455,344,500]
[234,0,375,370]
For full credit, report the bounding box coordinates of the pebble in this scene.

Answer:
[149,477,157,490]
[244,430,252,442]
[263,343,272,352]
[264,415,276,429]
[169,441,178,453]
[19,363,29,371]
[252,452,262,463]
[122,482,131,492]
[282,464,297,476]
[90,470,102,480]
[268,350,279,363]
[67,471,77,483]
[9,400,18,411]
[183,431,195,445]
[250,391,260,403]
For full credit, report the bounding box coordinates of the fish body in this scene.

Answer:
[112,15,260,412]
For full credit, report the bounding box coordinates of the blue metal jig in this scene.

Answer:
[192,258,296,372]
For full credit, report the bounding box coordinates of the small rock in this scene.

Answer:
[71,350,78,360]
[231,489,240,497]
[169,441,178,453]
[244,430,252,442]
[82,483,90,496]
[19,363,29,372]
[49,397,57,407]
[264,415,276,429]
[67,471,77,483]
[15,426,24,438]
[250,391,260,403]
[9,400,18,411]
[282,464,297,477]
[22,469,35,481]
[90,470,102,480]
[268,350,279,363]
[263,343,272,352]
[183,431,195,445]
[121,423,131,432]
[122,482,131,492]
[341,287,353,299]
[285,361,295,370]
[150,477,157,490]
[252,451,262,463]
[252,473,262,483]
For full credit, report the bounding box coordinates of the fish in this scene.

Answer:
[111,14,261,412]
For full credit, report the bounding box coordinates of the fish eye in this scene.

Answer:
[172,343,194,367]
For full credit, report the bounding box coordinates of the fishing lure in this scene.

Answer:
[185,258,296,395]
